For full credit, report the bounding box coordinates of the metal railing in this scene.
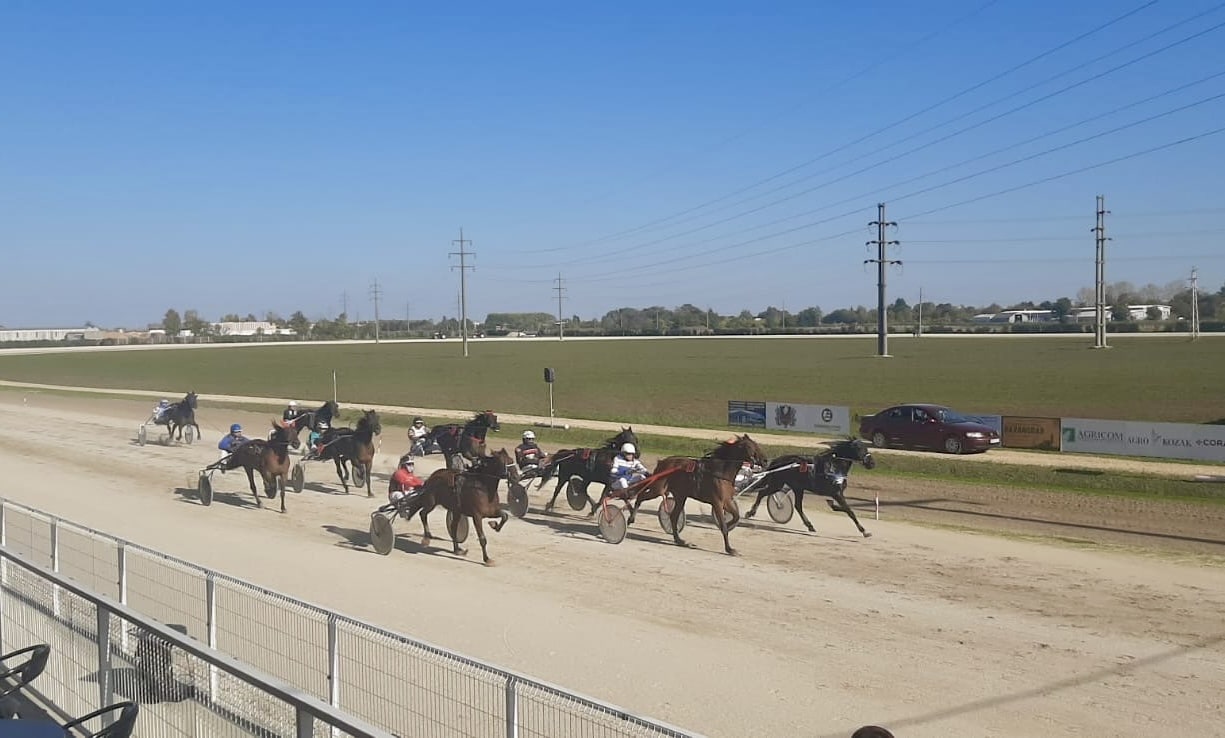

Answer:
[0,498,703,738]
[0,544,396,738]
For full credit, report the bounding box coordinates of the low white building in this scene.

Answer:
[210,321,296,336]
[0,327,103,342]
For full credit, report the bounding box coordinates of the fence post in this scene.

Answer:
[50,517,60,617]
[117,542,128,653]
[0,503,6,650]
[206,572,219,701]
[295,708,315,738]
[327,612,340,708]
[505,676,519,738]
[95,608,114,728]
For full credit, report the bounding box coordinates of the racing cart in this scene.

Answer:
[733,462,800,524]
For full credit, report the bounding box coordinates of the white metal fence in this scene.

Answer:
[0,498,702,738]
[0,544,396,737]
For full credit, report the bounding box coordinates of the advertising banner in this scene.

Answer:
[727,400,766,428]
[1001,416,1062,450]
[1060,418,1225,463]
[765,402,852,436]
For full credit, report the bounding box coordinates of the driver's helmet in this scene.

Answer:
[522,430,535,441]
[413,417,424,425]
[230,423,243,434]
[620,442,637,456]
[317,421,329,430]
[159,399,170,407]
[398,453,415,470]
[288,400,298,408]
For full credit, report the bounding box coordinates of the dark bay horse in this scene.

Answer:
[744,437,876,538]
[534,427,638,513]
[163,392,201,443]
[423,411,500,471]
[316,409,381,495]
[289,401,340,446]
[403,448,521,566]
[217,420,300,513]
[631,434,768,555]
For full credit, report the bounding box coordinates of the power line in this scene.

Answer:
[449,228,475,358]
[907,207,1225,225]
[561,8,1225,263]
[902,252,1225,264]
[907,229,1225,244]
[519,1,1159,255]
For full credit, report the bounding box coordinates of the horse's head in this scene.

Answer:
[711,434,768,467]
[320,401,338,421]
[493,448,520,486]
[830,437,875,469]
[606,426,638,451]
[473,411,499,431]
[271,419,302,449]
[184,392,198,409]
[357,410,381,436]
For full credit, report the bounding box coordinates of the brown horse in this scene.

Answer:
[630,434,768,555]
[403,448,521,566]
[218,420,301,513]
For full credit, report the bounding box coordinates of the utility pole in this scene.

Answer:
[553,272,566,340]
[865,202,901,357]
[341,291,349,321]
[917,286,923,337]
[449,228,474,357]
[369,279,382,343]
[1091,195,1110,349]
[1190,266,1201,340]
[405,301,411,334]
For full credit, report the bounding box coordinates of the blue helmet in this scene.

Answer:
[230,423,242,434]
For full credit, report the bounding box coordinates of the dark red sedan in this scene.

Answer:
[857,403,1001,454]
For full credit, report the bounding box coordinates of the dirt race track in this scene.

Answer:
[1,393,1223,738]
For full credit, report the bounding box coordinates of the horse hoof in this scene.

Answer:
[726,548,738,556]
[421,535,432,546]
[862,531,873,538]
[456,547,468,557]
[484,558,496,567]
[744,510,756,519]
[805,526,816,533]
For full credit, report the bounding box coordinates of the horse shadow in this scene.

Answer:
[320,524,484,566]
[170,486,256,509]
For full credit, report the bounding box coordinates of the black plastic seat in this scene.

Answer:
[61,701,139,738]
[0,644,51,700]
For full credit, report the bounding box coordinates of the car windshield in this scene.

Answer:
[937,409,972,424]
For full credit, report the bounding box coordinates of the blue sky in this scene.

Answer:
[2,0,1224,328]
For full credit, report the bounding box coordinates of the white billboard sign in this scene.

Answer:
[1060,418,1225,463]
[765,402,852,437]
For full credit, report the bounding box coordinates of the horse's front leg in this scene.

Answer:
[448,510,467,557]
[474,515,493,566]
[490,510,509,533]
[670,493,690,548]
[417,502,433,545]
[714,494,736,556]
[830,490,870,538]
[544,477,564,511]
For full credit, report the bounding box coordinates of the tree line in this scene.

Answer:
[156,279,1225,340]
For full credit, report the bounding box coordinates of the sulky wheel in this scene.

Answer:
[138,425,147,447]
[597,505,628,544]
[657,495,687,535]
[447,509,470,544]
[508,483,529,518]
[352,463,367,489]
[370,512,395,555]
[198,473,213,507]
[291,463,305,493]
[767,488,795,524]
[184,425,195,445]
[566,478,588,511]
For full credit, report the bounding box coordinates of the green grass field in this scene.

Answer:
[0,336,1221,426]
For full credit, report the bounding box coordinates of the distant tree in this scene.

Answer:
[183,309,210,335]
[265,311,284,326]
[1052,297,1074,322]
[243,313,257,322]
[288,311,310,336]
[220,313,242,322]
[163,309,181,335]
[1146,306,1163,320]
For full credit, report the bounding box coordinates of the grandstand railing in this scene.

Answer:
[0,498,703,738]
[0,544,395,738]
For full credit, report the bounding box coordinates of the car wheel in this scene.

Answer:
[944,436,963,454]
[871,431,888,449]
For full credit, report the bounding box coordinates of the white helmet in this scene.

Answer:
[620,443,637,456]
[399,453,415,469]
[522,430,535,441]
[288,400,298,408]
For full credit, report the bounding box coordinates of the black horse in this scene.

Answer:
[289,400,339,438]
[314,409,381,495]
[161,392,201,443]
[534,427,638,513]
[744,437,876,538]
[423,411,500,471]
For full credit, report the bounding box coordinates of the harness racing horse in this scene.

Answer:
[213,420,301,513]
[401,449,522,566]
[315,409,381,495]
[163,392,202,444]
[744,437,876,538]
[288,401,339,440]
[534,427,638,513]
[630,434,768,555]
[423,411,500,471]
